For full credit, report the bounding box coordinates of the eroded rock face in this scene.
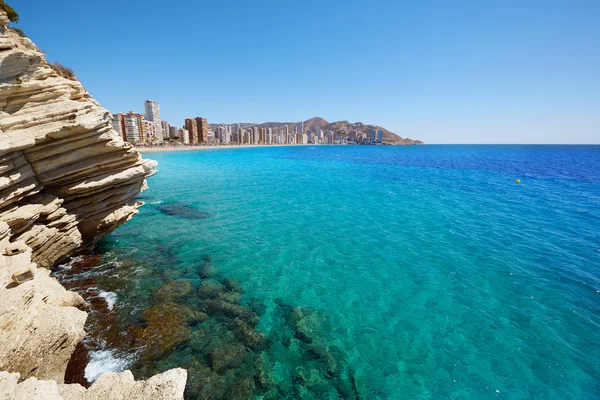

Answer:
[0,14,157,268]
[0,8,172,398]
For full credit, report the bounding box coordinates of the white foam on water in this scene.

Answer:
[98,291,117,310]
[84,350,128,382]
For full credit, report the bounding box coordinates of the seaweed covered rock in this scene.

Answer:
[230,376,255,400]
[208,343,247,373]
[136,303,200,360]
[198,280,225,299]
[249,297,266,316]
[231,318,266,350]
[184,363,228,400]
[287,306,331,344]
[222,277,243,293]
[254,352,276,390]
[198,260,218,279]
[203,299,258,324]
[157,280,194,302]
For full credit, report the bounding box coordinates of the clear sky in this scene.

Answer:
[11,0,600,143]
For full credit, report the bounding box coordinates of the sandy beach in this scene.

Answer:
[136,144,309,153]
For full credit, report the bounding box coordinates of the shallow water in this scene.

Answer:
[57,145,600,399]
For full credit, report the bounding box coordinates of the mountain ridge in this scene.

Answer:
[211,117,423,144]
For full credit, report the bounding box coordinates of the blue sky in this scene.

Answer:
[11,0,600,143]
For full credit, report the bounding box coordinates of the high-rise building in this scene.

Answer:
[180,129,190,144]
[217,125,229,144]
[195,117,209,143]
[225,125,232,144]
[169,126,178,138]
[111,114,126,141]
[123,112,146,144]
[161,121,170,139]
[368,129,384,143]
[185,118,199,144]
[144,100,163,142]
[259,128,266,144]
[299,121,304,135]
[144,120,159,142]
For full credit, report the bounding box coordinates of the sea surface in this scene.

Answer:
[54,145,600,399]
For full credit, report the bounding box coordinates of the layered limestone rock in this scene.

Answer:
[0,8,184,399]
[0,14,157,268]
[0,369,187,400]
[0,238,87,383]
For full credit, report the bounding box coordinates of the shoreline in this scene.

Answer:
[134,143,407,152]
[135,144,313,152]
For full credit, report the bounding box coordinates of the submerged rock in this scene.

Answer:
[208,343,247,373]
[64,342,91,388]
[222,278,243,293]
[231,318,266,350]
[294,365,328,390]
[203,299,258,324]
[230,376,255,400]
[156,203,210,220]
[71,255,103,270]
[136,303,199,360]
[249,298,267,316]
[198,261,218,279]
[287,306,331,344]
[198,280,225,299]
[254,352,276,389]
[219,291,242,304]
[184,363,228,400]
[157,280,194,302]
[306,344,347,377]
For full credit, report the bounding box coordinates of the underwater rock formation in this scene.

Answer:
[156,202,210,220]
[68,255,365,399]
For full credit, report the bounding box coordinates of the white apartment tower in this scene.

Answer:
[144,100,163,142]
[123,113,141,143]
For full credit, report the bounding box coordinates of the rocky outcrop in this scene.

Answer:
[0,368,187,400]
[0,22,157,267]
[0,239,87,383]
[0,7,184,399]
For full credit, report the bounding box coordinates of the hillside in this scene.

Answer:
[212,117,423,144]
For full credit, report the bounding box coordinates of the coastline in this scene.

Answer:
[136,144,311,152]
[135,143,407,153]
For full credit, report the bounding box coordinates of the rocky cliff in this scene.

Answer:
[0,7,185,399]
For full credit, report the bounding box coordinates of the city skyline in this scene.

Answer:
[110,100,387,146]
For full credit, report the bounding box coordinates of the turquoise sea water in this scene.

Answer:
[57,145,600,399]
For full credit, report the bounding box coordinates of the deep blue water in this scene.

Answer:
[66,145,600,399]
